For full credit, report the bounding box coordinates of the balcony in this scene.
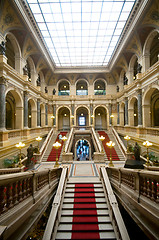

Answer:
[58,90,70,96]
[76,90,88,95]
[94,89,106,95]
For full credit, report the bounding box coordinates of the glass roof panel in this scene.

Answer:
[26,0,136,67]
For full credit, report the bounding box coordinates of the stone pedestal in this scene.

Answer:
[124,152,144,169]
[93,152,105,163]
[0,130,8,146]
[61,152,73,163]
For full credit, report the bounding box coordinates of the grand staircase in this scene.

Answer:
[98,130,125,161]
[55,178,116,240]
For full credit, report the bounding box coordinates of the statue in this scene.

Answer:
[53,88,56,95]
[45,86,48,93]
[27,144,34,166]
[134,142,140,161]
[116,85,119,92]
[0,41,6,55]
[23,64,28,75]
[137,63,142,73]
[37,75,41,86]
[123,74,128,85]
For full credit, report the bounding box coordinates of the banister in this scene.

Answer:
[100,166,130,240]
[91,127,101,152]
[65,127,74,153]
[42,167,68,240]
[112,127,126,156]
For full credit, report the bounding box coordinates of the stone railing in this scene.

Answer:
[107,167,159,240]
[0,167,24,175]
[100,167,130,240]
[0,167,61,216]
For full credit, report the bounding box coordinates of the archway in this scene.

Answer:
[120,102,125,126]
[6,37,15,69]
[5,90,23,129]
[76,106,89,127]
[94,79,106,95]
[150,32,159,67]
[28,98,37,128]
[58,80,70,96]
[57,107,70,130]
[94,106,107,130]
[143,87,159,127]
[75,139,90,161]
[128,97,138,126]
[76,80,88,95]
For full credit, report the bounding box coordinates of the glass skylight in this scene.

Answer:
[26,0,136,67]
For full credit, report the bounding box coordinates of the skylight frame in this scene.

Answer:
[26,0,136,67]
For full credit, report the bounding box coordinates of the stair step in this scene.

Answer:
[60,216,112,223]
[65,188,103,193]
[62,203,108,209]
[63,198,105,203]
[58,223,114,231]
[65,192,105,198]
[56,231,116,239]
[61,209,109,216]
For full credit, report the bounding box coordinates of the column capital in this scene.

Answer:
[0,76,7,85]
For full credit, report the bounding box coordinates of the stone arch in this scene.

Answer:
[57,106,71,130]
[93,105,109,130]
[28,98,37,128]
[143,30,159,71]
[76,79,89,95]
[75,105,90,127]
[93,78,107,95]
[5,32,21,72]
[57,79,70,96]
[128,96,138,126]
[143,85,159,127]
[5,88,23,129]
[74,138,91,161]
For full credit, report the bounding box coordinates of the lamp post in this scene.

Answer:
[143,140,152,166]
[15,142,25,167]
[124,135,131,153]
[53,141,61,168]
[61,136,67,153]
[99,135,105,153]
[51,115,55,126]
[110,114,114,126]
[106,141,115,167]
[36,136,42,153]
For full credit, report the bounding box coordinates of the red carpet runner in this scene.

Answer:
[98,131,120,161]
[47,132,67,161]
[71,183,100,239]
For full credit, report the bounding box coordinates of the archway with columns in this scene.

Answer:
[5,89,23,130]
[28,98,37,128]
[75,106,90,127]
[75,138,91,161]
[57,106,71,130]
[128,96,138,126]
[94,106,108,130]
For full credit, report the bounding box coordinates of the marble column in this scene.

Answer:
[24,91,28,128]
[45,104,48,126]
[90,103,93,125]
[117,102,120,125]
[109,104,112,125]
[53,104,56,126]
[37,99,40,127]
[0,77,7,130]
[125,97,128,125]
[71,103,74,125]
[138,90,143,126]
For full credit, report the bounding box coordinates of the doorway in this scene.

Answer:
[76,139,89,161]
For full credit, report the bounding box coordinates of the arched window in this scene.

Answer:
[94,80,106,95]
[58,80,70,95]
[154,98,159,127]
[150,33,159,67]
[76,80,88,95]
[6,37,15,69]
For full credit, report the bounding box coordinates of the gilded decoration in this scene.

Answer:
[23,38,38,58]
[142,0,159,26]
[0,0,22,33]
[126,35,141,56]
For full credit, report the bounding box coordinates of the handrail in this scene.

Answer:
[112,127,126,156]
[65,127,74,153]
[91,127,101,152]
[42,166,68,240]
[100,166,130,240]
[0,167,61,216]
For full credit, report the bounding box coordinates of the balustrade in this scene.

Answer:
[0,168,61,216]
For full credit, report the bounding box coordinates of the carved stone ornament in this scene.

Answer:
[0,76,7,85]
[0,41,6,55]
